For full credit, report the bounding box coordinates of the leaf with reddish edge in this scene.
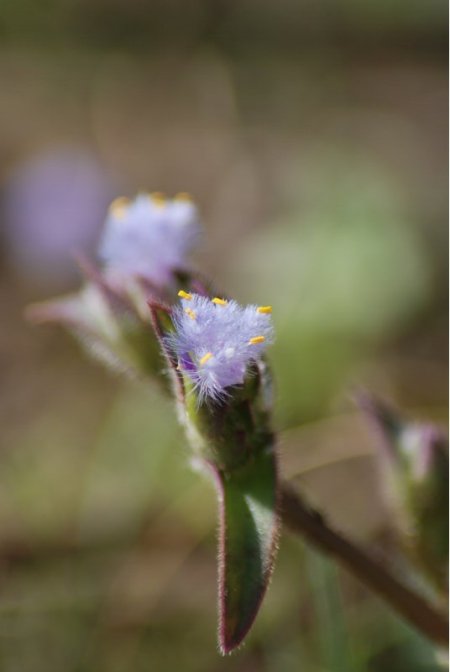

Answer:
[26,261,162,380]
[147,300,186,403]
[205,443,280,654]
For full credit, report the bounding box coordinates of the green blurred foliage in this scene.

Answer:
[232,151,433,425]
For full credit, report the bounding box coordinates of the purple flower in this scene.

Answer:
[170,291,274,401]
[98,192,201,286]
[3,148,114,287]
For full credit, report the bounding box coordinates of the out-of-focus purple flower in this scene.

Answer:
[98,192,201,286]
[169,291,274,401]
[3,148,115,286]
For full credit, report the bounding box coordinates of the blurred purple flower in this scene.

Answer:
[169,291,274,401]
[3,148,115,286]
[98,192,201,286]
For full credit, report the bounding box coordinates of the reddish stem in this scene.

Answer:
[281,484,448,646]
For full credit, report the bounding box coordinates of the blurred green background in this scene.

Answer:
[0,1,447,670]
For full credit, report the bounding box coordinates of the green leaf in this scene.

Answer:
[27,271,165,381]
[210,445,279,654]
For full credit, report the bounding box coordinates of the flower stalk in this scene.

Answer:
[281,484,449,646]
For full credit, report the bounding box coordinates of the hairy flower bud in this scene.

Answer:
[359,393,449,595]
[168,292,274,403]
[28,191,203,380]
[99,192,201,287]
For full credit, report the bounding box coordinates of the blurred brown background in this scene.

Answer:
[0,1,447,671]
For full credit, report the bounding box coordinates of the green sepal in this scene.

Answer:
[359,392,449,594]
[27,275,162,381]
[183,362,274,472]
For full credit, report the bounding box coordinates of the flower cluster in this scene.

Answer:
[30,189,280,655]
[170,291,274,401]
[99,192,201,286]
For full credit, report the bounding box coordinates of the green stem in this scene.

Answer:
[281,483,448,647]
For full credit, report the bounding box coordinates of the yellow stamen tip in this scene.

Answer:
[184,308,196,320]
[151,191,166,207]
[174,192,192,202]
[199,352,213,366]
[249,336,265,345]
[178,290,192,300]
[212,297,228,306]
[257,306,272,314]
[109,196,130,219]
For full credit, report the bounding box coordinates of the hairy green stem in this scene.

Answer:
[281,484,448,647]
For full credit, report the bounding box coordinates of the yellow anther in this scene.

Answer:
[151,191,166,207]
[212,297,228,306]
[257,306,272,314]
[178,290,193,300]
[249,336,265,345]
[174,192,192,202]
[184,308,196,320]
[109,196,130,219]
[199,352,213,366]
